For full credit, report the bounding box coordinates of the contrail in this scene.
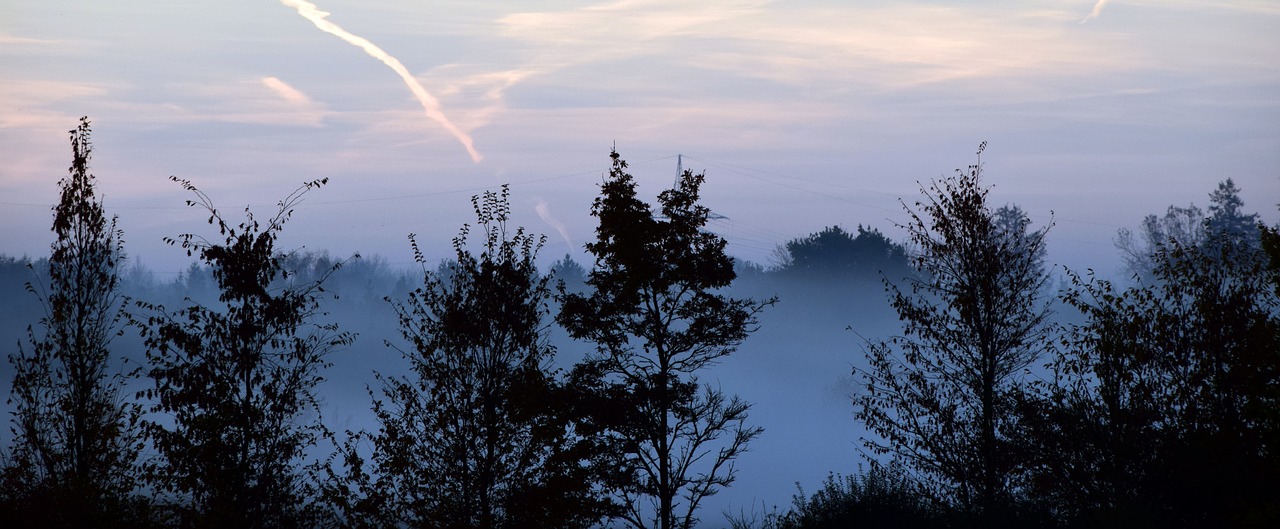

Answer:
[280,0,483,162]
[535,199,573,249]
[1081,0,1110,23]
[261,76,312,106]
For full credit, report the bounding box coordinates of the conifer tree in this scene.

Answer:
[559,150,773,529]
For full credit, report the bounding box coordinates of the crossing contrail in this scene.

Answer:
[280,0,483,162]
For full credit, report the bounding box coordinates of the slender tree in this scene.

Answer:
[325,186,613,529]
[2,117,149,528]
[855,144,1052,524]
[558,150,773,529]
[135,176,351,529]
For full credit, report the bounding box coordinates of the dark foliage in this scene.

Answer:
[550,252,589,294]
[1115,203,1204,280]
[6,124,1279,529]
[323,186,614,529]
[724,466,946,529]
[776,466,942,529]
[134,177,352,529]
[1206,178,1260,242]
[771,225,910,281]
[558,150,774,529]
[855,144,1053,525]
[1,117,151,528]
[1264,214,1280,297]
[1019,226,1280,528]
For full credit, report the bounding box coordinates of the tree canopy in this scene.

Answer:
[134,177,351,529]
[771,225,910,280]
[325,186,613,529]
[2,117,148,528]
[856,145,1054,525]
[558,150,773,529]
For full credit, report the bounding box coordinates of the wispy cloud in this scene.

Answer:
[261,76,313,106]
[1128,0,1280,16]
[334,1,1142,146]
[1082,0,1111,23]
[279,0,483,163]
[426,67,538,131]
[0,33,64,46]
[257,76,329,126]
[491,2,1131,95]
[535,198,573,249]
[137,77,331,128]
[0,80,109,129]
[498,0,765,51]
[442,1,768,118]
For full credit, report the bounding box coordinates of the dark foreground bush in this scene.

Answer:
[727,466,942,529]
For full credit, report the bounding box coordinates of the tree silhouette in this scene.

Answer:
[1014,268,1169,526]
[1206,178,1260,241]
[549,252,589,293]
[855,145,1052,524]
[1022,225,1280,527]
[1114,203,1203,280]
[558,150,773,529]
[324,186,613,529]
[1116,178,1260,280]
[1,117,150,528]
[135,177,351,528]
[771,225,909,280]
[1263,199,1280,296]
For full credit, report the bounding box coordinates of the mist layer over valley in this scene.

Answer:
[0,226,920,520]
[1,127,1275,528]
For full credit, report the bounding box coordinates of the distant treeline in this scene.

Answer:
[1,120,1277,529]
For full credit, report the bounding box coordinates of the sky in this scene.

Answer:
[2,0,1278,277]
